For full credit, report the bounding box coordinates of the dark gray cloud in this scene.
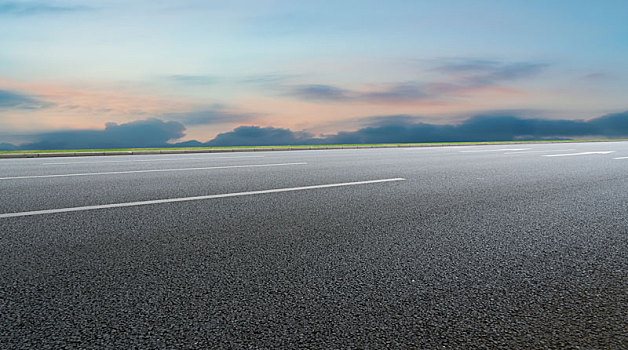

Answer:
[287,83,427,103]
[0,142,18,151]
[204,111,628,146]
[589,111,628,136]
[286,59,548,103]
[324,112,628,144]
[290,84,353,101]
[0,1,90,15]
[163,109,256,126]
[360,83,429,103]
[0,89,53,109]
[286,82,436,104]
[206,126,317,146]
[2,112,627,150]
[18,118,185,150]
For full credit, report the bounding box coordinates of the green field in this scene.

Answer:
[1,139,627,154]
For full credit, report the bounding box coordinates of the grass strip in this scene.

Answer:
[1,139,627,154]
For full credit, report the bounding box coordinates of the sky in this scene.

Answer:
[1,0,627,149]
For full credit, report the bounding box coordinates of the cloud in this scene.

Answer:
[288,83,431,103]
[581,72,612,81]
[432,58,548,87]
[352,114,425,127]
[0,1,90,15]
[0,142,18,151]
[3,112,627,150]
[19,118,186,150]
[433,59,545,77]
[285,59,548,104]
[589,111,628,136]
[360,83,429,103]
[0,89,53,109]
[289,84,353,101]
[324,112,628,144]
[205,111,628,146]
[162,108,257,126]
[206,126,317,146]
[287,83,427,103]
[285,82,436,104]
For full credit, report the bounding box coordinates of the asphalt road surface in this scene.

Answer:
[1,142,627,348]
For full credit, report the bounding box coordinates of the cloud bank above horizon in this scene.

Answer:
[2,111,627,150]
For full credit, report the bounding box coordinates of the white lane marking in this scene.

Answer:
[543,151,615,157]
[613,156,628,159]
[402,148,440,151]
[503,149,575,154]
[460,148,531,153]
[0,178,406,219]
[42,156,264,165]
[0,162,307,180]
[403,146,489,151]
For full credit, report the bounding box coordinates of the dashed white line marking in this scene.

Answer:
[502,149,575,154]
[0,162,307,180]
[613,156,628,159]
[543,151,615,157]
[460,148,531,153]
[0,178,406,218]
[43,156,263,165]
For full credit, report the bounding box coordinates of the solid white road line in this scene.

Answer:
[460,148,531,153]
[0,162,307,180]
[42,156,264,165]
[502,149,575,154]
[0,178,406,219]
[613,156,628,159]
[543,151,615,157]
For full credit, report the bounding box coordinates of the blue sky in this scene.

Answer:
[1,0,627,147]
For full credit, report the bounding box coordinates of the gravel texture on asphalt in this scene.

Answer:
[1,142,627,348]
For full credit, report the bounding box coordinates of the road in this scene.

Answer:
[1,142,627,348]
